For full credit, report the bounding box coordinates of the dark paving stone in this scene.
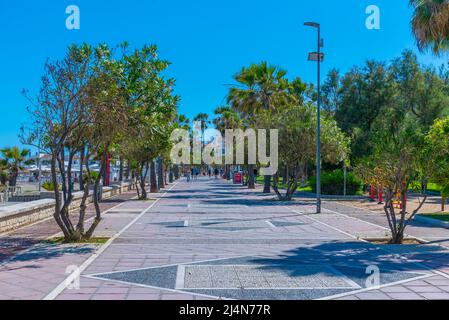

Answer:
[270,221,305,227]
[95,265,178,290]
[90,255,426,300]
[153,221,186,228]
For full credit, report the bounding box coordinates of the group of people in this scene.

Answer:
[184,167,222,182]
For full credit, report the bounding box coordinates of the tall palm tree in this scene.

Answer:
[227,62,289,191]
[214,106,242,180]
[173,114,190,180]
[1,147,32,187]
[410,0,449,54]
[194,113,210,174]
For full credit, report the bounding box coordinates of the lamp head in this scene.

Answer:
[304,22,320,28]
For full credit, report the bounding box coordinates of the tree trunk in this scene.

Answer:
[76,153,91,239]
[174,165,179,180]
[248,164,255,189]
[119,156,124,182]
[169,166,174,183]
[9,170,18,187]
[50,152,70,239]
[126,160,131,180]
[263,175,271,193]
[150,160,158,193]
[157,157,165,189]
[79,147,85,191]
[284,165,289,185]
[139,162,149,200]
[89,147,109,239]
[442,196,446,212]
[87,176,103,240]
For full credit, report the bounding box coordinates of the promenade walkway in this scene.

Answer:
[1,178,449,300]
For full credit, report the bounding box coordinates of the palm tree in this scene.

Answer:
[410,0,449,54]
[173,114,190,179]
[214,106,242,180]
[194,113,210,174]
[227,62,289,191]
[0,161,8,186]
[1,147,32,187]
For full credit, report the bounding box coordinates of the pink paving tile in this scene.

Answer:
[387,292,425,300]
[407,286,444,293]
[418,292,449,299]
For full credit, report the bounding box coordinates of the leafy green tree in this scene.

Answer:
[22,42,177,241]
[271,103,349,200]
[119,44,179,198]
[425,116,449,211]
[390,50,449,129]
[355,102,431,244]
[22,43,97,241]
[321,68,341,116]
[336,60,395,162]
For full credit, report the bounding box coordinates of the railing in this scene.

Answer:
[7,186,22,197]
[0,186,23,203]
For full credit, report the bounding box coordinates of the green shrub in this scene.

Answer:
[90,171,100,181]
[309,169,362,195]
[42,181,60,191]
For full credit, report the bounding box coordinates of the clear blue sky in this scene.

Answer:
[0,0,446,149]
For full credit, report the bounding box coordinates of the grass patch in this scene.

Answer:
[426,182,442,194]
[136,197,157,201]
[45,237,110,244]
[298,186,313,192]
[363,237,424,245]
[420,212,449,222]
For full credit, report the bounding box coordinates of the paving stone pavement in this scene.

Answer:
[0,190,138,263]
[53,178,449,300]
[2,178,449,300]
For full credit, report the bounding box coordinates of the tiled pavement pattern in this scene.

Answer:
[2,178,449,300]
[53,178,449,300]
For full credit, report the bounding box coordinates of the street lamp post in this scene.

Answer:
[304,21,323,214]
[37,127,42,193]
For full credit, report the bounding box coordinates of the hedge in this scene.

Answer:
[309,169,362,195]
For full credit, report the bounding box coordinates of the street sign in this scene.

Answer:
[308,52,324,62]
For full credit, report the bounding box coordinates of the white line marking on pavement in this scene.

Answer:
[285,206,363,241]
[83,274,227,300]
[317,273,434,300]
[175,265,186,289]
[43,182,178,300]
[265,220,276,228]
[86,255,249,277]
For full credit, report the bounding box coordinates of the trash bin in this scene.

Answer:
[234,172,242,184]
